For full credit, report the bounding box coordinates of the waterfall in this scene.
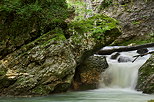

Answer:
[99,47,151,90]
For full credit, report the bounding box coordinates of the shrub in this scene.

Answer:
[0,0,68,37]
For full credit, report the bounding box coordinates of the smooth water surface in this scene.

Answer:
[0,89,153,102]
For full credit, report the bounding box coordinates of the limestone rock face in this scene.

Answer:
[136,54,154,94]
[87,0,154,44]
[72,56,108,90]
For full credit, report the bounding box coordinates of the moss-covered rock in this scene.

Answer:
[0,9,121,96]
[0,28,77,96]
[68,14,121,64]
[136,54,154,94]
[87,0,154,45]
[0,0,68,59]
[66,14,121,91]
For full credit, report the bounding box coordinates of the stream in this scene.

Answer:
[0,89,153,102]
[0,47,154,102]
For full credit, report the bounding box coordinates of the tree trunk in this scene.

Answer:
[97,43,154,55]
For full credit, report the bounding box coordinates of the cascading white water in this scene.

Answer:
[99,47,151,90]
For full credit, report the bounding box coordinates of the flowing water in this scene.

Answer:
[99,47,151,89]
[0,47,154,102]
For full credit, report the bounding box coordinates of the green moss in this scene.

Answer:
[15,27,66,57]
[0,62,7,76]
[137,54,154,94]
[140,64,154,77]
[69,14,119,40]
[0,71,6,76]
[32,85,52,95]
[0,68,7,76]
[132,21,141,25]
[0,0,69,59]
[0,0,68,36]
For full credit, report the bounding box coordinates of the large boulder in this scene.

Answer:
[0,32,76,96]
[68,14,122,64]
[118,56,132,63]
[72,56,108,90]
[137,48,149,54]
[136,54,154,94]
[0,14,121,96]
[110,52,120,60]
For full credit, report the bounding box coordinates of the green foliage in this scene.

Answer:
[148,100,154,102]
[42,28,66,46]
[0,0,68,37]
[69,14,119,40]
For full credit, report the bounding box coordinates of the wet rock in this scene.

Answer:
[118,56,132,62]
[136,54,154,94]
[110,52,120,60]
[137,48,148,54]
[72,56,108,90]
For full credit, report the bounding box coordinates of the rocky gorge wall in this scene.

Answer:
[87,0,154,45]
[83,0,154,94]
[1,0,153,96]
